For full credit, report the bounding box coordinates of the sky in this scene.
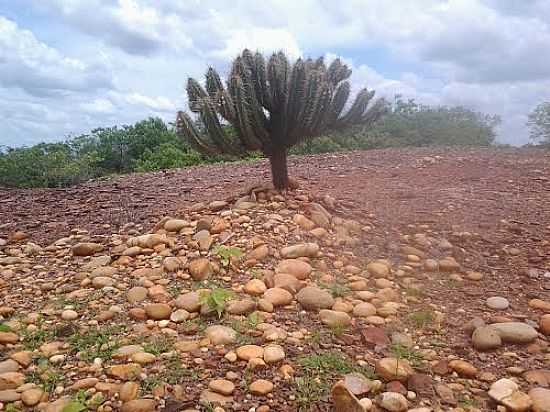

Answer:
[1,0,550,148]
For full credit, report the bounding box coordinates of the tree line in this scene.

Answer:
[0,97,501,189]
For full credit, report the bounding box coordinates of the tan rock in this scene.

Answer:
[21,388,43,406]
[120,399,156,412]
[319,310,352,328]
[189,258,213,281]
[107,363,142,381]
[236,345,264,361]
[72,242,103,256]
[144,303,172,320]
[280,243,319,259]
[448,360,478,378]
[119,382,140,402]
[209,379,235,396]
[263,287,293,306]
[249,379,274,395]
[244,279,267,295]
[275,259,313,280]
[263,345,285,363]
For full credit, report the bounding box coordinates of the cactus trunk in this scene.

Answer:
[269,147,289,190]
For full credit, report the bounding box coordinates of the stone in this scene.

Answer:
[114,345,144,359]
[236,345,264,360]
[375,358,413,382]
[144,303,172,320]
[10,351,32,367]
[540,314,550,335]
[175,291,201,312]
[435,383,456,405]
[366,262,390,278]
[296,286,334,311]
[189,258,213,281]
[472,326,502,350]
[164,219,189,232]
[127,234,168,249]
[263,287,293,306]
[0,360,19,374]
[0,332,19,344]
[448,360,478,378]
[170,309,190,323]
[107,363,142,381]
[120,399,156,412]
[200,389,233,405]
[486,296,510,310]
[275,259,313,280]
[378,392,408,412]
[72,242,103,256]
[244,279,267,295]
[320,310,352,328]
[524,370,550,387]
[529,299,550,312]
[263,345,285,363]
[0,372,25,390]
[131,352,157,364]
[293,214,316,230]
[61,309,78,320]
[331,381,366,412]
[353,302,377,318]
[529,388,550,412]
[193,230,212,251]
[92,276,114,288]
[205,325,237,345]
[0,389,21,402]
[273,273,302,294]
[280,243,319,259]
[489,378,519,402]
[343,373,372,396]
[208,200,228,211]
[226,299,256,315]
[247,244,269,261]
[490,322,538,344]
[209,379,235,396]
[249,379,274,395]
[407,374,433,398]
[71,378,100,390]
[362,327,390,346]
[501,390,532,412]
[21,388,44,406]
[119,382,140,402]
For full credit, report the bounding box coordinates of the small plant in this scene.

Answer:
[212,245,243,267]
[62,391,87,412]
[22,323,52,351]
[68,325,124,361]
[408,309,435,329]
[404,287,425,298]
[320,282,350,298]
[329,324,348,337]
[294,375,330,412]
[26,360,64,394]
[199,288,234,318]
[0,323,11,332]
[142,335,175,355]
[389,344,424,366]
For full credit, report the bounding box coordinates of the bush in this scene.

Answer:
[0,143,100,188]
[134,143,203,172]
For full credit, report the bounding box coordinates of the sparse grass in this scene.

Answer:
[320,282,350,298]
[328,324,348,337]
[307,330,322,345]
[142,335,175,355]
[458,396,480,410]
[26,359,64,394]
[404,287,425,298]
[140,355,197,394]
[0,323,12,332]
[4,404,21,412]
[212,245,243,267]
[68,325,124,361]
[389,344,424,366]
[199,288,235,318]
[294,351,376,411]
[22,323,52,351]
[408,309,435,329]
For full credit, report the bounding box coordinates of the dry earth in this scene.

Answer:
[1,147,550,412]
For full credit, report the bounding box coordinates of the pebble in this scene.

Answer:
[486,296,510,310]
[249,379,274,395]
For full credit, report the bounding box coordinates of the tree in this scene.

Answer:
[176,49,387,189]
[527,102,550,144]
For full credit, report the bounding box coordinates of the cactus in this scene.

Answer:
[176,50,387,189]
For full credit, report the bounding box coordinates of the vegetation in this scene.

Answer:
[1,96,501,189]
[527,101,550,144]
[199,288,235,318]
[176,49,387,189]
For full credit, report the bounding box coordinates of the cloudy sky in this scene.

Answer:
[1,0,550,147]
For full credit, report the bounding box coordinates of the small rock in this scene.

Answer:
[61,310,78,320]
[486,296,510,310]
[72,242,103,256]
[120,399,156,412]
[144,303,172,320]
[320,310,352,328]
[249,379,274,395]
[276,259,312,280]
[280,243,319,259]
[205,325,237,345]
[21,387,44,406]
[119,382,140,402]
[529,387,550,412]
[263,345,285,363]
[209,379,235,396]
[491,322,538,344]
[127,287,148,303]
[378,391,408,412]
[189,258,213,281]
[296,286,335,311]
[236,345,264,361]
[244,279,267,295]
[107,363,142,381]
[375,358,413,382]
[472,326,502,350]
[448,360,478,378]
[489,378,518,402]
[331,380,366,412]
[263,288,293,306]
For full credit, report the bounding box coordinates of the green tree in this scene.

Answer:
[527,101,550,144]
[176,49,387,189]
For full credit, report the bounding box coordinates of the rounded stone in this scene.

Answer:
[275,259,312,280]
[236,345,264,361]
[319,310,352,328]
[486,296,510,310]
[244,279,267,295]
[249,379,274,395]
[127,287,148,303]
[472,326,502,351]
[296,286,334,311]
[21,388,43,406]
[205,325,237,345]
[353,302,377,318]
[61,310,78,320]
[263,288,293,307]
[263,345,285,363]
[144,303,171,320]
[379,391,408,412]
[375,358,414,382]
[209,379,235,396]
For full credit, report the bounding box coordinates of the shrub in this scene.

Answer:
[134,143,202,172]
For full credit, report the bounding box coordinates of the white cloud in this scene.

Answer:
[2,0,550,146]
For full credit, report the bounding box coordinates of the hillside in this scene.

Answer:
[1,147,550,411]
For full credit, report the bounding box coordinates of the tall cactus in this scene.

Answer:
[176,49,387,189]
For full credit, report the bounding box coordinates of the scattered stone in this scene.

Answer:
[276,259,312,280]
[0,332,18,344]
[263,345,285,363]
[296,286,334,310]
[541,314,550,335]
[244,279,267,295]
[209,379,235,396]
[120,399,156,412]
[249,379,274,395]
[144,303,172,320]
[491,322,538,344]
[353,302,377,318]
[378,391,408,412]
[72,242,103,256]
[375,358,413,382]
[448,360,478,378]
[21,387,44,406]
[280,243,319,258]
[320,310,352,328]
[107,363,142,381]
[472,326,502,350]
[189,258,213,281]
[366,262,389,278]
[331,381,366,412]
[486,296,510,310]
[236,345,264,361]
[529,388,550,412]
[263,287,293,306]
[205,325,237,345]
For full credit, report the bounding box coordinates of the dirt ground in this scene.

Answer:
[2,147,550,411]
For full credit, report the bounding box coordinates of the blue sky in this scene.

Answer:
[1,0,550,148]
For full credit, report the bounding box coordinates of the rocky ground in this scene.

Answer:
[1,147,550,412]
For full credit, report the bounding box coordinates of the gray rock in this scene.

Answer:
[490,322,538,344]
[472,326,502,350]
